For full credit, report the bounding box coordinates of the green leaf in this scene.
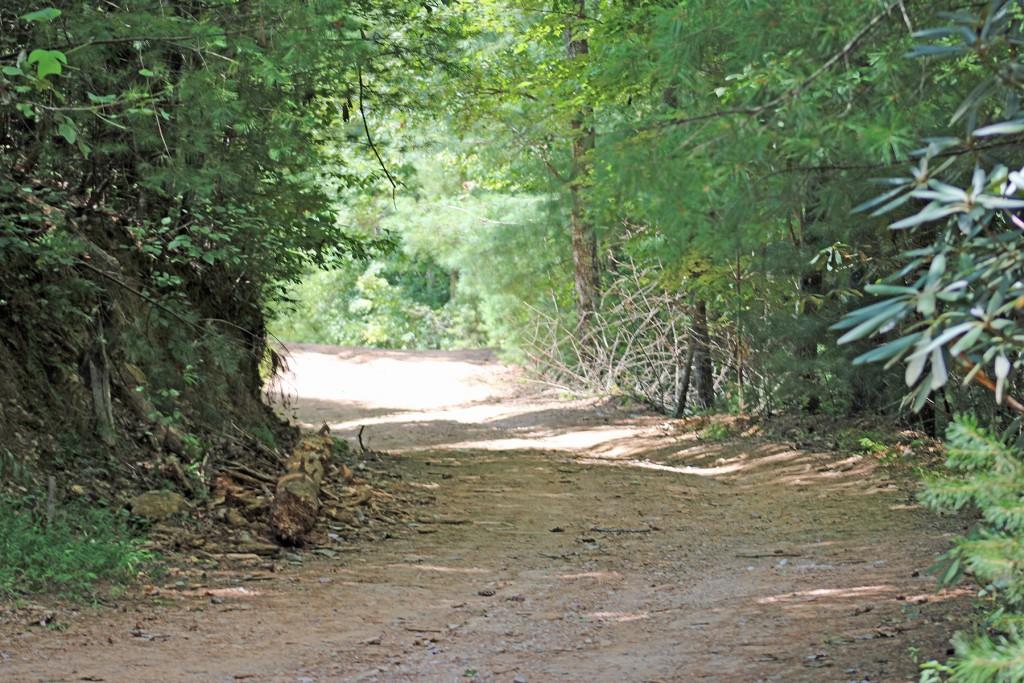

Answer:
[21,8,61,23]
[86,93,117,105]
[837,303,905,345]
[950,325,985,355]
[917,291,936,317]
[911,377,932,411]
[166,235,192,251]
[853,186,909,214]
[996,355,1011,405]
[57,120,77,144]
[906,45,966,58]
[853,333,921,366]
[908,323,975,361]
[833,297,910,331]
[905,344,928,386]
[926,253,947,286]
[930,348,948,390]
[941,557,962,587]
[976,195,1024,210]
[974,119,1024,137]
[889,204,959,230]
[863,284,919,297]
[911,27,960,40]
[26,49,67,79]
[870,191,915,217]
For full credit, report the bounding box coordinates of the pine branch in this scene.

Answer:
[641,0,906,133]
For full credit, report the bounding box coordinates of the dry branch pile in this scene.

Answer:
[524,260,751,414]
[139,432,435,568]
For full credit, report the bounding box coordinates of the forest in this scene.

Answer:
[3,1,1024,681]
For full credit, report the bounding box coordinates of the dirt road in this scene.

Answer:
[1,346,970,682]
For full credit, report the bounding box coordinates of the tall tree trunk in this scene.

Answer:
[693,300,714,409]
[734,249,745,413]
[449,268,459,300]
[793,193,824,415]
[566,0,599,332]
[799,270,822,415]
[674,338,697,418]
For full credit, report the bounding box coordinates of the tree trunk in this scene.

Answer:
[674,339,697,418]
[566,0,599,332]
[914,399,939,437]
[449,268,459,300]
[799,271,822,414]
[693,300,714,410]
[734,249,745,413]
[87,316,116,446]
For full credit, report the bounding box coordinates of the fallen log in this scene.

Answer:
[270,472,320,544]
[270,435,333,544]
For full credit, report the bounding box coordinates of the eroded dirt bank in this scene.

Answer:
[1,346,970,682]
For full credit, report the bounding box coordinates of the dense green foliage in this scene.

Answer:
[0,1,462,450]
[270,142,560,352]
[919,418,1024,683]
[0,496,151,599]
[827,2,1024,679]
[272,255,484,349]
[276,0,994,418]
[1,0,458,318]
[835,4,1024,416]
[1,0,462,593]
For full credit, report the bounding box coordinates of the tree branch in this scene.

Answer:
[774,136,1024,176]
[75,259,201,332]
[357,60,399,204]
[959,357,1024,417]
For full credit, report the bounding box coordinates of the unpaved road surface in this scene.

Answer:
[1,346,970,682]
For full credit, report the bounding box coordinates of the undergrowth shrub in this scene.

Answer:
[918,417,1024,682]
[0,496,152,600]
[699,422,735,442]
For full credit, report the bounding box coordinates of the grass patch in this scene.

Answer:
[699,422,736,442]
[0,496,153,600]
